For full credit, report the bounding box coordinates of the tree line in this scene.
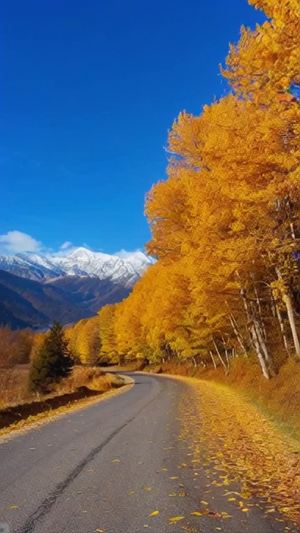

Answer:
[88,0,300,378]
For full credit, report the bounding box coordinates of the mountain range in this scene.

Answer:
[0,247,152,330]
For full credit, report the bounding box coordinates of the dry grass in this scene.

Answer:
[147,357,300,442]
[0,365,120,410]
[0,365,33,409]
[0,379,131,439]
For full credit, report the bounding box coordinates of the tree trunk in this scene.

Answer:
[272,292,290,356]
[210,350,217,369]
[212,337,228,373]
[253,319,276,377]
[229,313,248,355]
[221,335,231,367]
[283,292,300,358]
[252,277,267,341]
[250,323,271,379]
[276,268,300,358]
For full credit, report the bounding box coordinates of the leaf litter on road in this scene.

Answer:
[177,378,300,526]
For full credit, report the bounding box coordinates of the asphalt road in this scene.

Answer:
[0,373,298,533]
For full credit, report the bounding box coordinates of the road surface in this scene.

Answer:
[0,373,298,532]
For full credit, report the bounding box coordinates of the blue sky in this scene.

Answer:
[0,0,265,255]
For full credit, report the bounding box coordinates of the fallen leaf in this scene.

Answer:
[149,510,159,517]
[169,516,185,523]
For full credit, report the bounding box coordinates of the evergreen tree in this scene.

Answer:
[29,322,74,392]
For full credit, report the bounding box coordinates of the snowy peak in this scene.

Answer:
[0,247,153,285]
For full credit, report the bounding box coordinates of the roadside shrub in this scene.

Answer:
[0,326,33,367]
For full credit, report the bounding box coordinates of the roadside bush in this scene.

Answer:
[0,326,33,367]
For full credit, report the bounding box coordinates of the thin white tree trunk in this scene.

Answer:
[253,319,275,376]
[209,350,217,369]
[290,222,296,240]
[229,313,247,355]
[252,278,267,341]
[250,323,271,379]
[213,337,228,373]
[221,335,230,367]
[273,293,290,356]
[276,268,300,358]
[283,293,300,357]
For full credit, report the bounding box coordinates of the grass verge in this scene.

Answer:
[0,366,128,434]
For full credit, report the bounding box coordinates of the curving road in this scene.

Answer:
[0,373,297,533]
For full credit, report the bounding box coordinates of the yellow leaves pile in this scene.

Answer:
[179,378,300,524]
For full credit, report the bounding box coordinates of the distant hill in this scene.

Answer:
[0,247,152,330]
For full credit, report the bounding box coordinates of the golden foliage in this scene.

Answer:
[64,1,300,381]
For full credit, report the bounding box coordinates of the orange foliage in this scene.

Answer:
[68,0,300,379]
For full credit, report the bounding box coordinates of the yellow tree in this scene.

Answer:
[98,305,119,363]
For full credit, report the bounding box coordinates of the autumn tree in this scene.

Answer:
[98,305,120,364]
[65,317,100,365]
[71,0,300,379]
[0,326,33,367]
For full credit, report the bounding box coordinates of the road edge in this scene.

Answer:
[0,375,135,443]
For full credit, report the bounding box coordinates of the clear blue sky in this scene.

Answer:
[0,0,265,254]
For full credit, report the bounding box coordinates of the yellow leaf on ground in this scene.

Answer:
[169,516,185,523]
[149,510,159,517]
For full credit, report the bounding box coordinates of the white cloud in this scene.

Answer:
[0,233,150,261]
[0,230,42,254]
[60,241,73,250]
[115,248,142,258]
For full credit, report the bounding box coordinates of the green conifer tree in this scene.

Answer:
[29,322,74,392]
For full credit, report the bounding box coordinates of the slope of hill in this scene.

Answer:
[49,276,131,314]
[0,270,81,329]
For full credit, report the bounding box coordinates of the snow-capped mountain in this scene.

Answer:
[0,247,154,329]
[0,247,153,286]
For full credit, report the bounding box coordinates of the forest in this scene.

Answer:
[69,0,300,380]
